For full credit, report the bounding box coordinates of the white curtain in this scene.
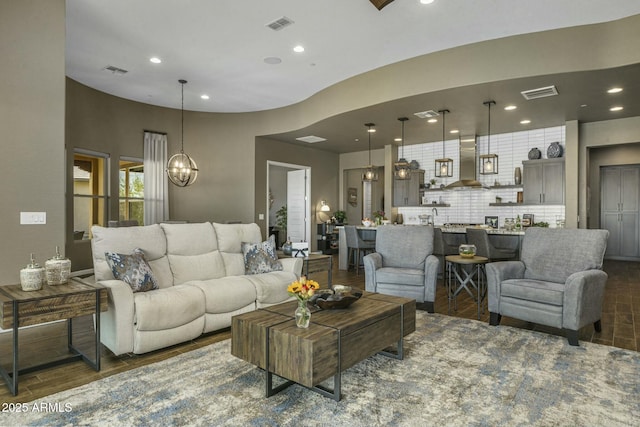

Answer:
[143,132,169,224]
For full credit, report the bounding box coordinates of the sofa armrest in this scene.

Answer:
[280,257,303,276]
[562,269,608,330]
[423,254,439,302]
[363,252,382,292]
[486,261,525,312]
[96,279,135,356]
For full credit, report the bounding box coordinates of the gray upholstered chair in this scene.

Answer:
[486,227,609,346]
[363,225,439,312]
[466,228,517,261]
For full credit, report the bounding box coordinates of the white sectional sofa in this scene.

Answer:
[90,222,302,355]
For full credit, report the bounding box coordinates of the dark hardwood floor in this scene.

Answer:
[1,258,637,404]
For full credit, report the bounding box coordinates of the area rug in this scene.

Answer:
[9,312,640,427]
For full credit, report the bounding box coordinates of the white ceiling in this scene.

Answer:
[66,0,640,114]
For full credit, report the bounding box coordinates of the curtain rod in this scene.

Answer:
[143,129,167,135]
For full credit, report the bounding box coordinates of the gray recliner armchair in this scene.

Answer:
[364,225,439,312]
[486,227,609,346]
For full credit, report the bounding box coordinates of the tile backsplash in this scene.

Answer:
[397,125,566,227]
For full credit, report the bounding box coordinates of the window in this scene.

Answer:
[119,158,144,225]
[73,150,109,240]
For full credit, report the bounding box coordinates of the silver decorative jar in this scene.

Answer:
[45,246,71,285]
[20,254,44,292]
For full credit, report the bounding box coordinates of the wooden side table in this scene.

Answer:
[279,253,333,287]
[445,255,489,320]
[0,278,108,395]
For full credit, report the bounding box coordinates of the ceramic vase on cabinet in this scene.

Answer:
[20,254,44,291]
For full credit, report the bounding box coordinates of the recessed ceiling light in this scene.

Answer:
[394,137,402,142]
[427,118,438,123]
[610,106,624,111]
[368,128,376,133]
[449,129,459,134]
[149,57,162,64]
[293,45,305,53]
[201,94,210,100]
[580,104,588,108]
[264,56,282,65]
[504,105,517,111]
[607,87,623,94]
[520,119,531,124]
[420,0,435,4]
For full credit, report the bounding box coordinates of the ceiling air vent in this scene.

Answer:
[266,16,294,31]
[296,135,326,143]
[103,65,128,75]
[521,85,558,100]
[413,110,439,119]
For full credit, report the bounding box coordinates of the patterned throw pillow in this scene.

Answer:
[104,248,159,292]
[241,235,283,275]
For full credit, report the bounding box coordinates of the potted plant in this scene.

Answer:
[275,205,287,235]
[333,210,347,225]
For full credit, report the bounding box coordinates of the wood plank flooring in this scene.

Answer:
[0,258,637,404]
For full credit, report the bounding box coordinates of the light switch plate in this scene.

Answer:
[20,212,47,225]
[258,213,265,220]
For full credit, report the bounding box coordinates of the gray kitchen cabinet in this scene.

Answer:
[522,158,564,205]
[601,165,640,259]
[393,169,424,206]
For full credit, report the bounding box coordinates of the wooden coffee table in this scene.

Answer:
[231,292,415,401]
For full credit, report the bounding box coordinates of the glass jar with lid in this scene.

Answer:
[45,246,71,285]
[20,254,44,291]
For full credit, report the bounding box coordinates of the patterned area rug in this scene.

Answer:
[9,312,640,426]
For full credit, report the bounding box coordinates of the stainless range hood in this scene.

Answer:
[445,136,485,189]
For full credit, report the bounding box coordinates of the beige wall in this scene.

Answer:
[0,0,65,283]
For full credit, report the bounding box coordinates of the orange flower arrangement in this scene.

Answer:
[287,276,320,302]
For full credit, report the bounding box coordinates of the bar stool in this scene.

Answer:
[433,228,459,279]
[344,225,375,275]
[465,228,517,261]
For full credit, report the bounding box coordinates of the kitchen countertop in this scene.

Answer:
[336,224,524,235]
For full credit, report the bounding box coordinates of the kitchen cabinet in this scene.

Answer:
[601,166,640,259]
[393,169,424,206]
[522,158,564,205]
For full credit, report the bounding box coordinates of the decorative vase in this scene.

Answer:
[295,300,311,328]
[282,238,293,256]
[375,217,382,226]
[528,147,541,160]
[20,254,44,291]
[45,246,71,285]
[514,167,522,185]
[459,244,476,258]
[547,141,563,158]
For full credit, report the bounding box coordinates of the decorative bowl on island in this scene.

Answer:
[361,219,373,227]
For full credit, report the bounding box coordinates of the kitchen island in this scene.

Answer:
[337,225,525,270]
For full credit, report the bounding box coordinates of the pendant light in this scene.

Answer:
[394,117,411,180]
[435,109,453,177]
[167,79,199,187]
[362,123,378,182]
[480,100,498,175]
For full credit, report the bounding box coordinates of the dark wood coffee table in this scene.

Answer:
[231,292,415,401]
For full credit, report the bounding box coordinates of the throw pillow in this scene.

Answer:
[242,235,283,275]
[105,248,159,292]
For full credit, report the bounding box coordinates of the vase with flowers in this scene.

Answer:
[287,276,320,328]
[373,210,386,226]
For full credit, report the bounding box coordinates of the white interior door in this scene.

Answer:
[287,169,308,243]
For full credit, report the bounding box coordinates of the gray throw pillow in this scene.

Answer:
[105,248,159,292]
[241,235,283,275]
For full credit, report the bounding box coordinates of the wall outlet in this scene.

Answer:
[20,212,47,225]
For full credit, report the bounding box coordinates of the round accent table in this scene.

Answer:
[445,255,489,320]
